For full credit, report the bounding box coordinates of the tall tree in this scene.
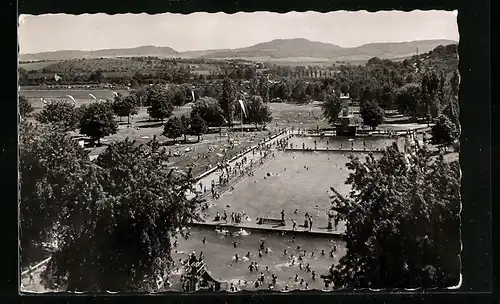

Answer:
[163,116,184,143]
[191,97,225,127]
[146,85,174,122]
[112,95,138,124]
[291,80,308,104]
[321,92,342,125]
[172,87,187,108]
[36,100,80,132]
[41,138,201,291]
[243,96,273,128]
[360,99,385,130]
[327,144,460,289]
[220,77,235,126]
[421,71,441,122]
[79,101,118,145]
[180,115,190,142]
[190,113,208,142]
[394,83,423,122]
[258,77,270,103]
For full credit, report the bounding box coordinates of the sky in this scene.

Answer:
[18,11,458,54]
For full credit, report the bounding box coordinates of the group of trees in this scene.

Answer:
[19,76,273,147]
[163,114,208,143]
[326,143,461,289]
[20,120,202,291]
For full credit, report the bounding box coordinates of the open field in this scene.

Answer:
[19,60,62,70]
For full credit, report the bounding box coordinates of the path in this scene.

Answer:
[192,130,293,198]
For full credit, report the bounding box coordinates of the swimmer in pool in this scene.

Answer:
[321,249,325,256]
[202,237,206,244]
[283,249,287,256]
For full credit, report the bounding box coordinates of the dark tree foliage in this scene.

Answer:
[421,71,441,121]
[243,95,273,128]
[36,100,80,132]
[163,116,184,143]
[327,143,461,289]
[19,95,34,118]
[258,77,270,103]
[220,77,236,126]
[19,122,94,266]
[360,99,385,130]
[79,101,118,145]
[40,138,202,291]
[89,69,105,84]
[321,92,342,125]
[146,85,175,121]
[431,114,459,147]
[180,115,190,142]
[172,87,187,107]
[395,83,423,121]
[190,113,208,142]
[291,80,308,104]
[191,97,225,127]
[112,94,138,124]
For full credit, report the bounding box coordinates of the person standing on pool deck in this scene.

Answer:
[309,217,313,231]
[281,210,285,222]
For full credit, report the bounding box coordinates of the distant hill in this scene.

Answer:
[195,38,343,59]
[19,46,179,61]
[19,38,457,62]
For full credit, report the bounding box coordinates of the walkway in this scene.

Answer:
[285,148,382,153]
[192,130,293,197]
[191,221,345,238]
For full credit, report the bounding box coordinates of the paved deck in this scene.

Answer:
[191,130,293,199]
[191,221,345,238]
[284,148,382,153]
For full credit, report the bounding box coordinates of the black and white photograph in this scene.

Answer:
[18,10,461,293]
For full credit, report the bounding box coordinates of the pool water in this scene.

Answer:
[168,227,345,291]
[207,150,375,231]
